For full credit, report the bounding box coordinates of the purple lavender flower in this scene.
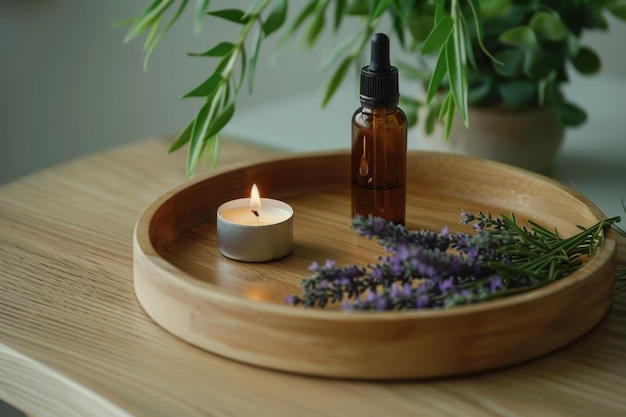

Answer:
[289,211,595,312]
[490,275,504,293]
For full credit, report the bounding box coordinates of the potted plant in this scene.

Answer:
[122,0,626,175]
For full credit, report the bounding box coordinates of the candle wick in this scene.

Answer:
[251,209,259,217]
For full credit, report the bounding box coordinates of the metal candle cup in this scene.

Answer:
[217,198,293,262]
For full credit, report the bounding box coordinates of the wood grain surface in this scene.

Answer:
[1,137,626,417]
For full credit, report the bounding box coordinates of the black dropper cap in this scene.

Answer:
[359,33,399,108]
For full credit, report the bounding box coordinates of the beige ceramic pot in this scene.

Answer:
[422,106,565,173]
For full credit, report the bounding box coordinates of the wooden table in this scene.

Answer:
[1,138,625,417]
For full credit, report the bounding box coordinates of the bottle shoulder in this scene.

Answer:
[352,106,407,128]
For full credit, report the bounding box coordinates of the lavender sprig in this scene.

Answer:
[286,212,620,311]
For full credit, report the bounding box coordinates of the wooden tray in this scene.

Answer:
[133,151,617,379]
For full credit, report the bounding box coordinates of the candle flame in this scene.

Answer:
[250,184,261,211]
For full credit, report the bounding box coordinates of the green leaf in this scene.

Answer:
[395,61,430,80]
[438,92,452,121]
[391,13,406,48]
[182,73,223,98]
[322,56,353,107]
[498,80,535,107]
[566,32,579,57]
[467,76,493,104]
[316,31,359,72]
[205,103,236,140]
[399,97,418,127]
[202,134,221,169]
[207,8,250,24]
[523,47,557,79]
[443,94,455,140]
[194,0,212,33]
[334,0,347,30]
[408,14,434,45]
[369,0,389,22]
[609,4,626,20]
[479,0,511,17]
[426,46,447,103]
[493,48,524,78]
[142,0,190,70]
[187,99,214,176]
[421,15,452,55]
[248,26,263,94]
[236,45,246,93]
[168,119,194,153]
[124,0,174,42]
[263,0,287,36]
[271,0,317,61]
[571,46,601,75]
[529,12,566,41]
[424,105,438,135]
[188,42,235,57]
[560,101,587,127]
[499,26,537,48]
[446,19,468,125]
[305,10,326,47]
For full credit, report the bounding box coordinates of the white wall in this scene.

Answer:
[1,1,624,184]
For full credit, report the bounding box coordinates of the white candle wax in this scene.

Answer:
[219,206,291,226]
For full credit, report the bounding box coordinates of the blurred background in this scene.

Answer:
[1,0,625,184]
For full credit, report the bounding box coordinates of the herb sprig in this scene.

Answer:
[285,212,620,311]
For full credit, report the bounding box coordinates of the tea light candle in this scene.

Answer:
[217,184,293,262]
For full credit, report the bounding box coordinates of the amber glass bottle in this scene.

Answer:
[351,33,407,224]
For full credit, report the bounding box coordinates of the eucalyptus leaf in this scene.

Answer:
[369,0,390,22]
[187,99,215,177]
[443,94,455,140]
[446,16,468,124]
[263,0,287,36]
[305,10,326,47]
[421,15,452,55]
[316,31,359,72]
[207,8,250,24]
[425,105,437,135]
[438,92,452,121]
[168,119,194,153]
[248,25,263,94]
[188,42,235,57]
[124,0,174,42]
[426,46,447,103]
[334,0,347,30]
[205,103,236,140]
[194,0,211,33]
[572,46,601,75]
[392,13,406,48]
[143,0,189,70]
[529,11,566,41]
[408,14,434,45]
[322,56,353,107]
[182,73,223,98]
[499,26,537,48]
[236,45,246,93]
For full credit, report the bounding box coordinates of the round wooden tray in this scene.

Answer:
[133,151,616,379]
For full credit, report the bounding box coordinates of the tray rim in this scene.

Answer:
[134,149,617,321]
